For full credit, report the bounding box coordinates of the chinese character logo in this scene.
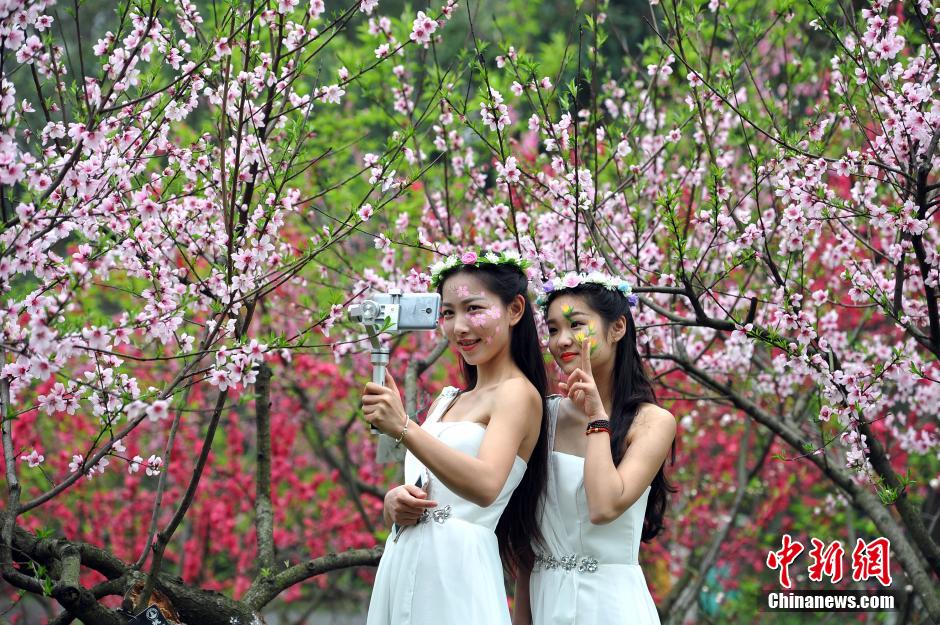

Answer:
[851,537,892,587]
[766,534,804,589]
[807,538,845,583]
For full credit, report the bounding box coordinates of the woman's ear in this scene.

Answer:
[609,315,627,343]
[507,294,526,327]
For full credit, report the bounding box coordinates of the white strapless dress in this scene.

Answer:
[367,386,527,625]
[530,396,661,625]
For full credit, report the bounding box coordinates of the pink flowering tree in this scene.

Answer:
[319,0,937,621]
[0,0,467,622]
[2,0,939,622]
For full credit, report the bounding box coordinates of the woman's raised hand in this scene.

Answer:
[362,372,408,436]
[558,343,607,420]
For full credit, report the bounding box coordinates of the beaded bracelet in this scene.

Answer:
[585,419,611,435]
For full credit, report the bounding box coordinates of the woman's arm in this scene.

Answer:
[362,374,541,507]
[582,405,675,524]
[512,566,533,625]
[561,349,676,524]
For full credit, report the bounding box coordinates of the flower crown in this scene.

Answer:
[428,249,532,289]
[536,271,638,307]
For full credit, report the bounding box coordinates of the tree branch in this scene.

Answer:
[243,546,382,610]
[664,354,940,621]
[137,389,229,611]
[253,363,276,581]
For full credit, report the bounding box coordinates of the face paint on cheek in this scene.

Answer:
[466,307,504,343]
[468,312,490,327]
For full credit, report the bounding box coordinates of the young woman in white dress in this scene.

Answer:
[513,274,676,625]
[362,251,549,625]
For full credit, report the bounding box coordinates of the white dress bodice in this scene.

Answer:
[368,386,527,625]
[530,396,661,625]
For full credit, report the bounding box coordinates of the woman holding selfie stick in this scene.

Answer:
[512,273,676,625]
[362,250,548,625]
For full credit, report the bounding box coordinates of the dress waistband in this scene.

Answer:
[418,504,453,525]
[534,552,599,573]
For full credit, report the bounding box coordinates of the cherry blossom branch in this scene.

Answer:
[648,15,912,183]
[0,349,37,595]
[663,354,940,622]
[9,521,374,625]
[132,388,194,570]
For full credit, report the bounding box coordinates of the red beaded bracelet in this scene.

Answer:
[585,419,611,435]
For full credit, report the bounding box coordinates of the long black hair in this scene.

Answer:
[545,283,675,541]
[437,262,548,572]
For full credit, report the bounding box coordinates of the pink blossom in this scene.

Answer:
[145,455,163,476]
[409,11,438,47]
[147,400,170,422]
[20,450,44,468]
[319,84,345,104]
[308,0,325,18]
[68,454,84,474]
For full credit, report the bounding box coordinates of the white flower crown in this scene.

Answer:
[535,271,638,307]
[428,249,532,289]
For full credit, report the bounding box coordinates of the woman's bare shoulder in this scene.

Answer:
[492,377,541,408]
[630,403,677,439]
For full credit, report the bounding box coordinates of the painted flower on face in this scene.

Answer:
[571,322,598,354]
[468,307,501,327]
[461,251,478,264]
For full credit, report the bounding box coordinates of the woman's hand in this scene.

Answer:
[384,484,438,527]
[558,344,607,421]
[361,372,408,436]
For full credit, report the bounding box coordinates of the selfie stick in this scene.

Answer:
[354,298,394,433]
[350,290,440,462]
[367,331,389,433]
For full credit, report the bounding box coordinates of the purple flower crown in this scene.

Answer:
[536,271,638,308]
